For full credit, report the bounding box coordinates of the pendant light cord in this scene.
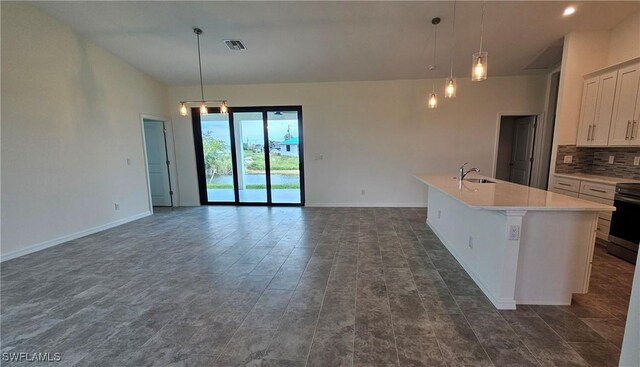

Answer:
[450,1,457,78]
[196,31,205,101]
[479,2,485,53]
[433,22,438,67]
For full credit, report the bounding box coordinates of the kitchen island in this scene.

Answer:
[415,174,616,310]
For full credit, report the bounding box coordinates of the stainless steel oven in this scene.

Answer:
[608,183,640,264]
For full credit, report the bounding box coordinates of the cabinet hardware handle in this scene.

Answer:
[589,188,607,193]
[632,120,638,140]
[626,120,631,140]
[591,124,596,141]
[587,125,592,141]
[558,182,572,186]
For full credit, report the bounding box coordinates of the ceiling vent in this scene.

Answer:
[224,39,246,51]
[524,42,563,70]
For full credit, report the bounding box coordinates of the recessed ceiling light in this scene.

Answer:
[563,6,576,16]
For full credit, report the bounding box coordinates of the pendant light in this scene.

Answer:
[445,1,457,98]
[179,28,229,116]
[472,2,488,81]
[428,17,440,109]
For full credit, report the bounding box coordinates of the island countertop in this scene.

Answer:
[414,174,616,212]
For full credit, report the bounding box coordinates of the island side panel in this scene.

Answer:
[426,188,519,309]
[515,210,598,305]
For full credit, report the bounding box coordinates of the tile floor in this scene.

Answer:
[1,207,634,366]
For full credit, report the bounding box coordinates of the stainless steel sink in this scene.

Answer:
[465,178,496,184]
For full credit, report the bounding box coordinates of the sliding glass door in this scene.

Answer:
[192,106,304,206]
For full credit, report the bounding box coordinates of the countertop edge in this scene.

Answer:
[414,175,616,212]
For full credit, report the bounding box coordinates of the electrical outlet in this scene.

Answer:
[468,236,473,249]
[438,210,441,219]
[563,155,573,163]
[634,157,640,166]
[508,225,520,240]
[608,156,615,164]
[114,203,120,211]
[361,189,365,195]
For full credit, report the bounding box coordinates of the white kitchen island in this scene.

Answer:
[415,175,616,310]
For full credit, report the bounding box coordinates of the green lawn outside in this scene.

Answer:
[245,151,299,170]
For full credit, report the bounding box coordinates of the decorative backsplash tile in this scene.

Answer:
[555,145,640,179]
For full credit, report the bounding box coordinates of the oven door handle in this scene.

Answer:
[616,195,640,205]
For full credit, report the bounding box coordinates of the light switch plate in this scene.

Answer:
[608,156,615,164]
[634,157,640,166]
[563,155,573,163]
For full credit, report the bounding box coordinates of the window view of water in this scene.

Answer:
[210,174,299,186]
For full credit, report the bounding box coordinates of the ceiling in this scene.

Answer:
[35,1,639,86]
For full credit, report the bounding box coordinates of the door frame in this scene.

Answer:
[191,105,305,207]
[492,112,544,186]
[140,114,178,212]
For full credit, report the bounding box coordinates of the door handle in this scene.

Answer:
[625,120,631,140]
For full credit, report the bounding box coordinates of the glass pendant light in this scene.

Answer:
[445,1,457,98]
[179,102,188,116]
[200,102,208,115]
[472,2,488,81]
[428,88,438,109]
[445,77,456,98]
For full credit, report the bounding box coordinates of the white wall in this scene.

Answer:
[620,254,640,367]
[1,3,169,259]
[607,10,640,66]
[169,76,547,207]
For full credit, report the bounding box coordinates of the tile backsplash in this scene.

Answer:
[555,145,640,179]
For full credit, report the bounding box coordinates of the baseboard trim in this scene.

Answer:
[305,202,425,208]
[427,218,517,310]
[1,211,152,262]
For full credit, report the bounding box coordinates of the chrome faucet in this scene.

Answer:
[459,162,480,182]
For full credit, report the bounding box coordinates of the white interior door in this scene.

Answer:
[509,117,536,186]
[144,120,172,207]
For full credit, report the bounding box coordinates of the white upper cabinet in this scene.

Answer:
[577,71,617,146]
[609,63,640,146]
[576,76,600,146]
[576,58,640,147]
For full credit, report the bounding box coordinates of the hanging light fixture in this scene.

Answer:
[445,1,457,98]
[178,28,229,117]
[472,2,488,81]
[428,17,440,109]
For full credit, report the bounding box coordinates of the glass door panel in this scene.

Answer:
[201,113,235,202]
[232,112,268,203]
[267,111,302,204]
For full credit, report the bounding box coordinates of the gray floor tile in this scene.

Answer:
[1,207,631,367]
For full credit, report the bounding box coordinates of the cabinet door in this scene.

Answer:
[631,81,640,146]
[591,71,618,145]
[577,76,600,146]
[609,63,640,145]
